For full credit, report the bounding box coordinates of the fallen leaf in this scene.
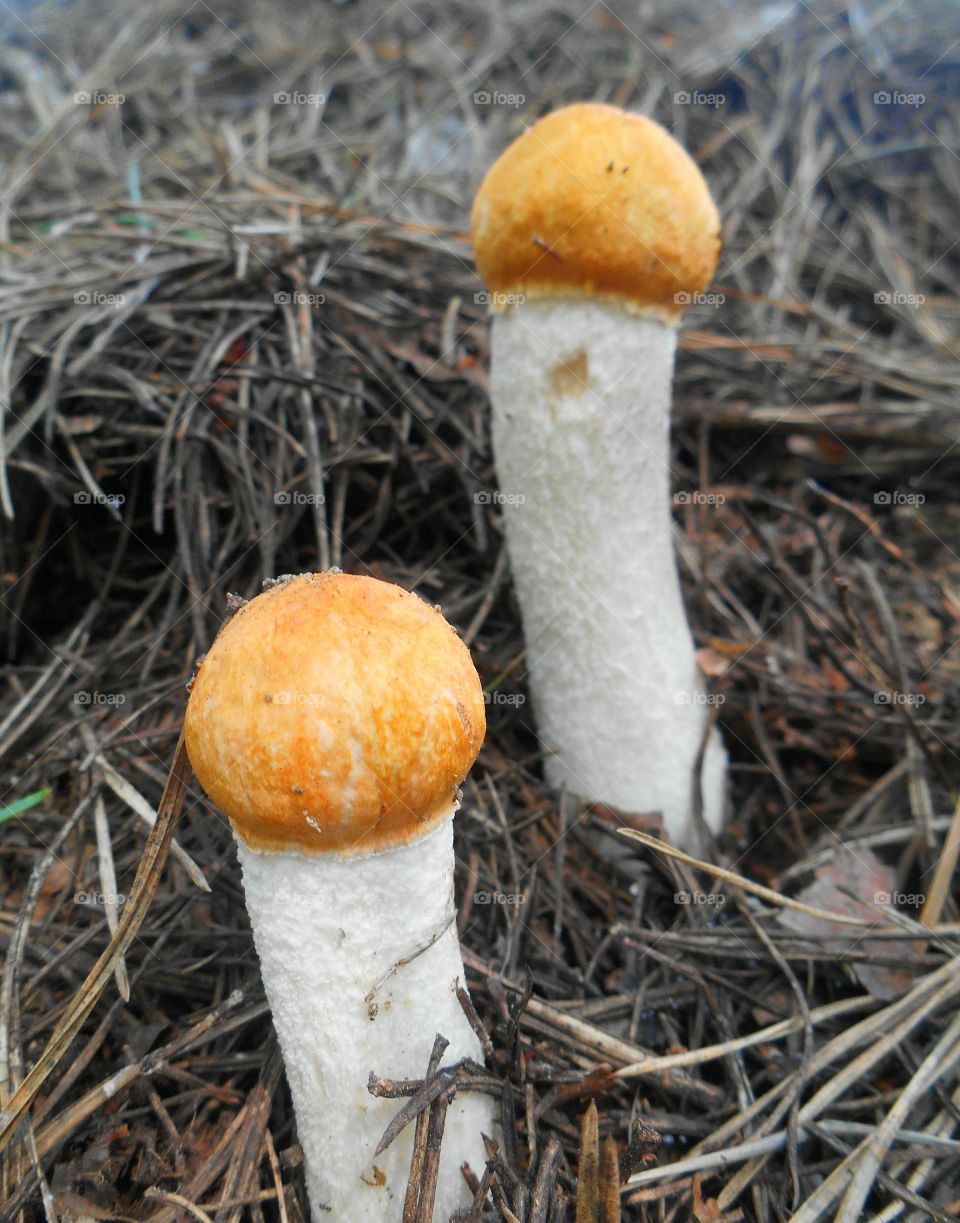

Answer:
[779,847,917,1000]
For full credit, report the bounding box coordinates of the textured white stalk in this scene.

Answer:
[489,299,726,849]
[237,816,493,1221]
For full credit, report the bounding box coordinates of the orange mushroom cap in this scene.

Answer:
[471,102,720,321]
[185,572,486,856]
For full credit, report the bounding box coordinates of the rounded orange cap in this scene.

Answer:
[471,103,720,320]
[184,573,486,856]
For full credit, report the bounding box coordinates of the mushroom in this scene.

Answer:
[470,102,726,851]
[184,571,495,1221]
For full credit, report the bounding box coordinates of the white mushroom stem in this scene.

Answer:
[236,814,493,1221]
[489,298,726,850]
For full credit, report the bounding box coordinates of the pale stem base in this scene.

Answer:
[237,816,494,1221]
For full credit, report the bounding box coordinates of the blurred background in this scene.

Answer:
[1,1,960,1218]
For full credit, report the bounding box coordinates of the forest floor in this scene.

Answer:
[1,1,959,1219]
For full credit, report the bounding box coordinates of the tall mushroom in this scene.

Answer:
[185,571,494,1221]
[471,102,726,851]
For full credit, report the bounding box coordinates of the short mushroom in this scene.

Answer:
[185,571,494,1220]
[471,102,726,851]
